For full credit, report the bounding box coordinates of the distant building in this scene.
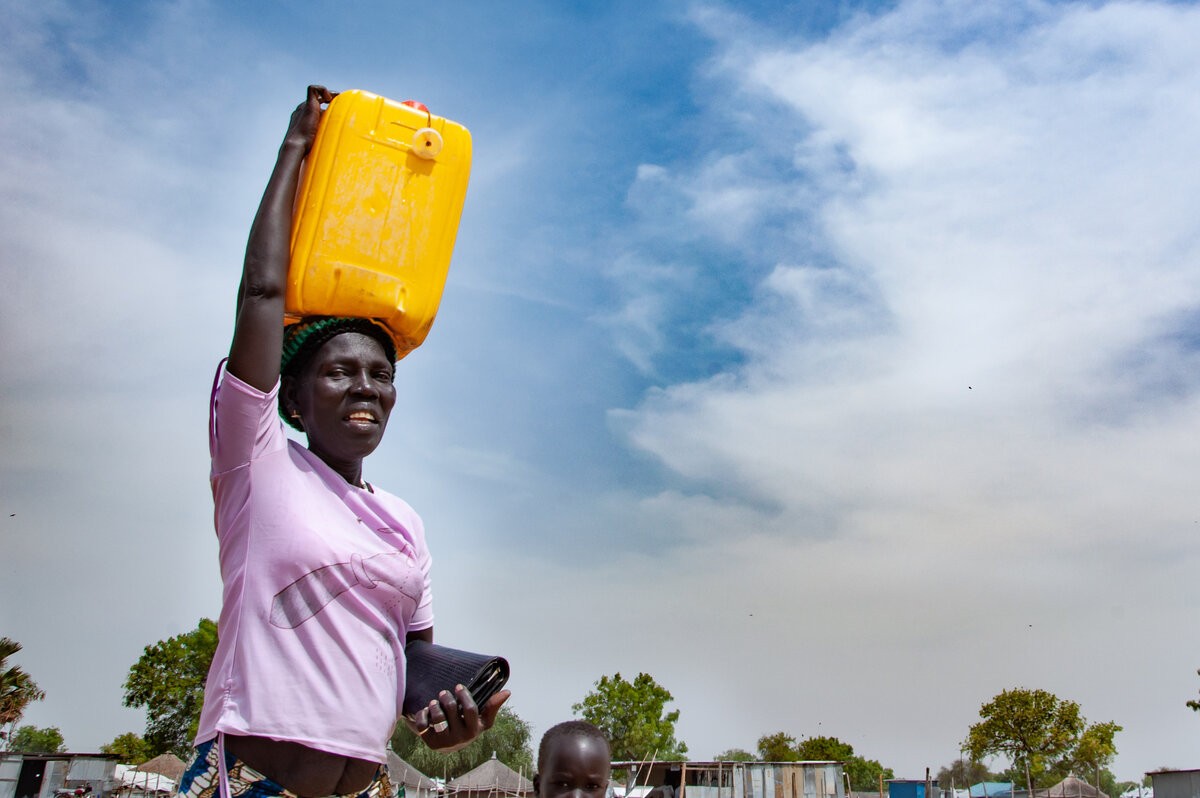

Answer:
[889,779,938,798]
[1118,785,1152,798]
[1037,776,1109,798]
[111,764,175,798]
[0,753,117,798]
[1147,769,1200,798]
[385,750,439,798]
[445,753,533,798]
[611,760,847,798]
[970,785,1014,798]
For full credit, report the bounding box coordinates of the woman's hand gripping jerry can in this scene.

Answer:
[287,90,472,359]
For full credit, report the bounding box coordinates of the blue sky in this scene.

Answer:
[3,0,1199,780]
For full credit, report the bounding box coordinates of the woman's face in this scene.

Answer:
[288,332,397,467]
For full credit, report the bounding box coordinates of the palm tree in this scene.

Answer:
[1,637,46,749]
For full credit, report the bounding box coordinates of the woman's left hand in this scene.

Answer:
[407,685,511,752]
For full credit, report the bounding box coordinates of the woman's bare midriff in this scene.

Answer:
[224,735,380,798]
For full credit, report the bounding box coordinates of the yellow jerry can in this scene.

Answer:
[287,89,472,359]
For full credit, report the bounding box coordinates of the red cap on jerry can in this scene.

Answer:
[402,100,430,113]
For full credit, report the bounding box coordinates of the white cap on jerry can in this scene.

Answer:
[401,100,443,159]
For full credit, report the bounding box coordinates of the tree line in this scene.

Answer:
[5,622,1198,790]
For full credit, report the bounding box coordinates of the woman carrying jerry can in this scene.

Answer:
[177,85,507,798]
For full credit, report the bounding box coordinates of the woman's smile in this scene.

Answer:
[345,408,381,430]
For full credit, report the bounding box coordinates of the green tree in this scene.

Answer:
[101,732,154,764]
[390,705,532,779]
[1094,770,1120,798]
[122,619,218,757]
[714,748,755,762]
[573,673,687,761]
[795,736,892,791]
[1,638,46,748]
[796,736,854,761]
[935,758,1000,791]
[965,689,1119,796]
[757,732,799,761]
[1065,721,1122,790]
[845,757,894,793]
[1187,670,1200,712]
[10,725,65,753]
[1112,781,1139,798]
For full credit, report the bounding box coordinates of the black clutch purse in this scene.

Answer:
[402,640,510,719]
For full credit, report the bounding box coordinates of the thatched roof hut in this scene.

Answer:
[137,754,187,783]
[446,754,533,798]
[1041,778,1109,798]
[386,750,440,798]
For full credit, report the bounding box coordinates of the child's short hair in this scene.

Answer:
[537,720,611,773]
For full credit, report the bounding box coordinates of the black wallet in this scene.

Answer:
[402,640,510,719]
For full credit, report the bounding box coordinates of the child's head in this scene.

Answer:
[534,721,612,798]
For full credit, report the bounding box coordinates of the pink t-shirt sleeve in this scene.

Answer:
[209,363,287,475]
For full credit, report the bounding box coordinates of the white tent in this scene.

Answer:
[112,764,176,796]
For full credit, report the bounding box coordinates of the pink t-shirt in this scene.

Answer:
[195,363,433,763]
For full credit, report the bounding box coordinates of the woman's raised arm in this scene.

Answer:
[227,85,333,391]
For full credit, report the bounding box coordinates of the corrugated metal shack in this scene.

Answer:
[612,761,847,798]
[1147,769,1200,798]
[0,753,117,798]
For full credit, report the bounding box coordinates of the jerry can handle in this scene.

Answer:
[401,99,433,126]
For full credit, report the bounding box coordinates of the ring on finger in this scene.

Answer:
[432,720,449,733]
[416,726,430,736]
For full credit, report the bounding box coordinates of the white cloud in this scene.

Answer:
[682,154,791,244]
[600,251,694,375]
[630,0,1200,499]
[606,0,1200,771]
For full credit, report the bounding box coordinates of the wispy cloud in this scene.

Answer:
[620,0,1200,511]
[597,0,1200,767]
